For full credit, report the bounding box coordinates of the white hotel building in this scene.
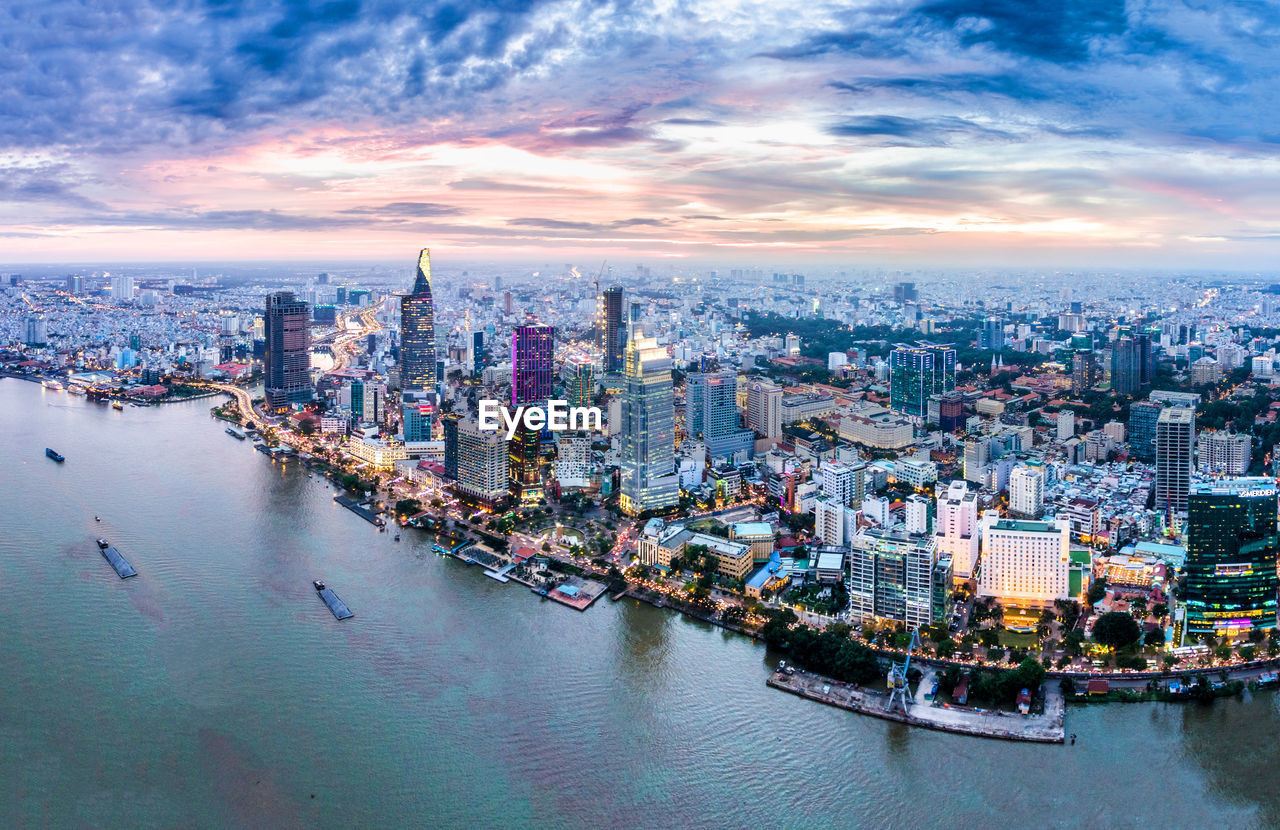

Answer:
[977,511,1070,605]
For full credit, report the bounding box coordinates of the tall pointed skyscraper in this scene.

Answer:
[400,249,436,392]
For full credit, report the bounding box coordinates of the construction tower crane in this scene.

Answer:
[886,627,922,714]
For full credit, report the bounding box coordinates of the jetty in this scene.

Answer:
[314,581,354,620]
[95,539,137,579]
[334,495,384,526]
[767,667,1064,744]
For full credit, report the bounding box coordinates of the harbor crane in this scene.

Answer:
[886,627,922,714]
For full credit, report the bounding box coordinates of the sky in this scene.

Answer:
[3,0,1280,268]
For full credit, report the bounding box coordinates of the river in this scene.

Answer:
[1,377,1277,828]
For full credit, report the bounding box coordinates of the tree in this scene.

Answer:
[1093,611,1142,649]
[1087,576,1107,606]
[1144,628,1165,648]
[394,498,423,518]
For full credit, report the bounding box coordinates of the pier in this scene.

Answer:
[334,495,384,526]
[96,542,137,579]
[767,667,1064,744]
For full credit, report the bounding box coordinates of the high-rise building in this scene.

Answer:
[814,498,848,548]
[401,400,433,442]
[893,282,918,305]
[979,316,1004,350]
[1183,480,1279,638]
[400,249,436,392]
[1056,410,1075,440]
[1009,464,1045,518]
[820,461,865,508]
[1128,400,1163,462]
[1156,407,1195,513]
[848,527,938,628]
[889,344,954,417]
[569,360,594,408]
[511,325,555,406]
[470,330,486,375]
[685,370,753,461]
[442,414,460,479]
[1197,431,1251,476]
[22,315,46,347]
[938,391,965,432]
[263,291,312,411]
[454,417,509,507]
[1111,337,1141,395]
[977,512,1070,604]
[619,330,679,515]
[111,275,134,302]
[602,286,625,373]
[746,379,783,439]
[1136,330,1155,385]
[963,437,989,484]
[935,480,979,580]
[506,326,553,504]
[1071,349,1100,393]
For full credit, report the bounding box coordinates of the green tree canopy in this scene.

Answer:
[1093,611,1142,649]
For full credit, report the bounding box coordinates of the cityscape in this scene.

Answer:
[6,0,1280,827]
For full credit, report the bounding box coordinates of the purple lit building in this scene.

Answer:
[511,325,555,406]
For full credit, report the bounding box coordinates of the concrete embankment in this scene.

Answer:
[767,668,1065,744]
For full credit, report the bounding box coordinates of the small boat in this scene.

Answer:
[42,380,63,391]
[313,579,326,591]
[111,401,124,411]
[67,386,85,396]
[95,516,101,522]
[97,538,109,549]
[46,448,65,462]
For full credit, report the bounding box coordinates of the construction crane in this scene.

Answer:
[886,627,922,714]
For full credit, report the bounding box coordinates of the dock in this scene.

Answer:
[317,586,354,620]
[334,495,384,526]
[766,667,1064,743]
[547,577,608,611]
[98,543,138,579]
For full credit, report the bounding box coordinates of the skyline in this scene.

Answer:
[3,1,1280,267]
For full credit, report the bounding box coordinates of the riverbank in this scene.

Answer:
[767,666,1065,744]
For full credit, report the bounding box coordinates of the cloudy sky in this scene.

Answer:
[3,0,1280,267]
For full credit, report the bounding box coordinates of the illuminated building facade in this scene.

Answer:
[400,249,436,392]
[263,291,312,411]
[619,330,679,515]
[1184,480,1279,638]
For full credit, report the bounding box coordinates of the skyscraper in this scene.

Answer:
[263,291,312,411]
[507,326,555,504]
[1111,337,1141,395]
[1071,349,1100,393]
[685,370,753,461]
[511,326,555,406]
[1155,407,1195,513]
[1126,399,1167,461]
[400,249,436,392]
[746,379,783,439]
[602,286,625,373]
[889,344,955,417]
[569,360,594,408]
[979,316,1003,350]
[977,513,1070,604]
[619,329,679,515]
[1184,480,1279,638]
[848,527,938,628]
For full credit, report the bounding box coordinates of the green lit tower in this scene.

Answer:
[1183,480,1280,640]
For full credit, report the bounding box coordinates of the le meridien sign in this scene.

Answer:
[478,399,603,440]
